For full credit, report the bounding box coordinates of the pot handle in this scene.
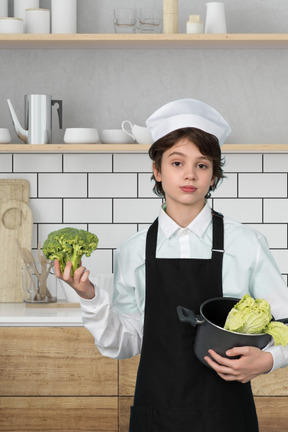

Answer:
[177,305,205,327]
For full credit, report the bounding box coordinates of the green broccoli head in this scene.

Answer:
[43,227,99,276]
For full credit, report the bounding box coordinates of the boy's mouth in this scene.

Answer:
[180,186,197,193]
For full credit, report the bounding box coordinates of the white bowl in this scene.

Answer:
[64,128,100,144]
[0,128,11,143]
[101,129,135,144]
[0,18,23,34]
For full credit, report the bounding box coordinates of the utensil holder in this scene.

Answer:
[22,266,57,303]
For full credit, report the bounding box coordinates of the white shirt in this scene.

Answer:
[80,203,288,371]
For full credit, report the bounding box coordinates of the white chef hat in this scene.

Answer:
[146,98,231,147]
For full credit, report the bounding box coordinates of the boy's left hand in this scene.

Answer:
[204,346,273,383]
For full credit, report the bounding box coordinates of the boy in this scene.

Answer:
[55,99,288,432]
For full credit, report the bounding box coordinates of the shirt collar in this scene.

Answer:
[159,202,212,239]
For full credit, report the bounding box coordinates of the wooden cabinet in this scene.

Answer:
[0,327,288,431]
[0,327,118,432]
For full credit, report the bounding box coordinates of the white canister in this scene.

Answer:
[0,17,23,33]
[205,2,227,34]
[25,8,50,34]
[51,0,77,34]
[14,0,39,32]
[0,0,8,17]
[186,15,203,34]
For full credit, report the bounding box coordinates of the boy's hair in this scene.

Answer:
[148,127,225,199]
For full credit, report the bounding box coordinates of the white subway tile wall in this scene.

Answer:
[1,151,287,282]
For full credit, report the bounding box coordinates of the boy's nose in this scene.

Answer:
[185,168,196,180]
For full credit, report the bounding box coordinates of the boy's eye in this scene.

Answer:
[172,161,182,167]
[198,163,208,169]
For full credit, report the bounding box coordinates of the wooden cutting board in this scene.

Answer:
[0,179,30,230]
[0,200,33,302]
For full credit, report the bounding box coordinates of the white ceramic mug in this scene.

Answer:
[25,8,50,34]
[0,0,8,17]
[101,129,135,144]
[121,120,153,144]
[0,128,11,143]
[0,17,23,33]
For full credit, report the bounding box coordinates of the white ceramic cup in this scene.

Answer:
[64,128,100,144]
[0,128,11,143]
[0,0,8,18]
[51,0,77,34]
[14,0,39,32]
[0,17,23,33]
[121,120,153,144]
[25,8,50,34]
[101,129,135,144]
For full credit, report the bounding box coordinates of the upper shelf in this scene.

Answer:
[1,144,288,153]
[2,33,288,49]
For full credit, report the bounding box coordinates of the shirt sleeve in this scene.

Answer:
[249,232,288,371]
[80,232,146,360]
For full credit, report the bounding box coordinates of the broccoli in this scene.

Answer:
[42,227,99,276]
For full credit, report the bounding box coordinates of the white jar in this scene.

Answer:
[0,0,8,18]
[0,17,23,33]
[14,0,39,32]
[186,15,203,34]
[51,0,77,34]
[25,8,50,34]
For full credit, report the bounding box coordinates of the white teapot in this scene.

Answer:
[121,120,153,145]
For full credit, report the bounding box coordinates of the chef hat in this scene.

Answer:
[146,98,231,147]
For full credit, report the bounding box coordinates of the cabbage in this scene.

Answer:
[224,294,288,347]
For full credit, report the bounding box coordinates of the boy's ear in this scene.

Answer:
[152,162,162,182]
[210,175,216,187]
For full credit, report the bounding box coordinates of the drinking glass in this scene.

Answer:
[139,8,162,33]
[113,8,137,34]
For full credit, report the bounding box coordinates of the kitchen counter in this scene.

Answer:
[0,302,83,327]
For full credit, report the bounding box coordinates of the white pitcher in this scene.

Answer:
[121,120,153,144]
[205,2,227,34]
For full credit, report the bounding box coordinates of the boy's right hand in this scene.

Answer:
[54,259,96,300]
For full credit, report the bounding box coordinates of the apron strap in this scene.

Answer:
[211,209,224,261]
[146,218,158,260]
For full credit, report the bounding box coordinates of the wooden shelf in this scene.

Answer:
[1,33,288,49]
[0,143,150,153]
[1,144,288,153]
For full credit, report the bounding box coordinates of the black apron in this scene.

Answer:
[129,210,259,432]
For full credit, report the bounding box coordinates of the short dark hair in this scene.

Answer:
[148,127,225,198]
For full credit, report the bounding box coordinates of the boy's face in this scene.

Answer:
[153,138,215,219]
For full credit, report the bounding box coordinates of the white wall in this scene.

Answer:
[0,151,287,284]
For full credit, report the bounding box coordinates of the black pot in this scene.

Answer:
[177,297,288,368]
